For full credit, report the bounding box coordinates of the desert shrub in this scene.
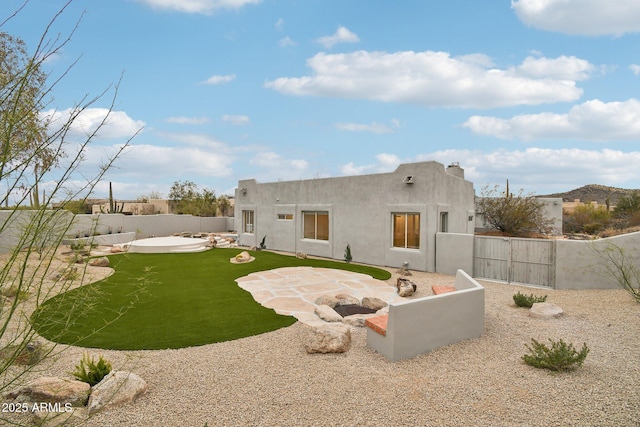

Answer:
[513,291,547,308]
[564,203,611,235]
[1,285,30,302]
[344,243,352,264]
[72,353,113,386]
[523,338,589,371]
[594,244,640,303]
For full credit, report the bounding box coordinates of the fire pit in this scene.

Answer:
[333,304,378,317]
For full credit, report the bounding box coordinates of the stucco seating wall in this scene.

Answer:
[365,269,485,361]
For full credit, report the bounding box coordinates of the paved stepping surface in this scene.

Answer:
[235,267,404,327]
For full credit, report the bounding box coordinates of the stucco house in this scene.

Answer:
[234,161,475,272]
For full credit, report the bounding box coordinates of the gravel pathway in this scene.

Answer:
[4,262,640,426]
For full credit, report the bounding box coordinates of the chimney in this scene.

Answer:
[446,162,464,178]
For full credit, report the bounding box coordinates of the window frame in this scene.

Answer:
[302,211,329,241]
[277,213,293,221]
[392,212,420,249]
[440,211,449,233]
[242,210,254,234]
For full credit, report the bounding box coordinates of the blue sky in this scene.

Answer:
[4,0,640,201]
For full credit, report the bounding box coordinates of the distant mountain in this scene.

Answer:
[541,184,639,205]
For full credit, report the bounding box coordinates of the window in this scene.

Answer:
[440,212,449,232]
[277,213,293,220]
[303,211,329,240]
[392,213,420,249]
[242,210,254,233]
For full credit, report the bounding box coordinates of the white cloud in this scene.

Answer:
[265,51,588,108]
[630,64,640,76]
[512,0,640,36]
[463,99,640,141]
[114,143,234,178]
[279,36,296,47]
[42,108,144,140]
[134,0,261,14]
[275,18,285,31]
[316,26,360,49]
[343,148,640,194]
[203,74,236,85]
[166,116,210,125]
[515,55,595,80]
[334,122,393,134]
[248,151,309,180]
[158,132,229,150]
[340,153,401,175]
[222,114,250,126]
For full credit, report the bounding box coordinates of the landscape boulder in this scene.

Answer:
[529,302,564,319]
[88,257,110,267]
[236,251,251,262]
[396,278,417,297]
[334,293,360,307]
[305,324,351,354]
[87,371,147,414]
[6,377,90,407]
[314,305,343,322]
[314,295,339,308]
[341,314,378,327]
[362,297,387,311]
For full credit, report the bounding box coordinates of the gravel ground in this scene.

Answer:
[3,256,639,427]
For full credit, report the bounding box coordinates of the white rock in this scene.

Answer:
[6,377,90,407]
[305,324,351,354]
[88,257,110,267]
[362,297,387,311]
[529,302,564,319]
[87,371,147,414]
[314,305,343,322]
[334,293,360,306]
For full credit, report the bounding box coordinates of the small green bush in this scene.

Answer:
[1,285,30,302]
[72,353,113,386]
[344,243,352,264]
[513,291,547,308]
[522,338,589,371]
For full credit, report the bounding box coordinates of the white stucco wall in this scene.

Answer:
[366,269,485,361]
[234,161,475,272]
[555,232,640,290]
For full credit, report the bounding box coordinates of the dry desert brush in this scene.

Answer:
[593,243,640,303]
[0,2,142,421]
[513,291,547,308]
[522,338,589,372]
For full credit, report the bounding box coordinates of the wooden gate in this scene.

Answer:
[474,236,556,287]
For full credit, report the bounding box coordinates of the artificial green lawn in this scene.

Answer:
[32,249,391,350]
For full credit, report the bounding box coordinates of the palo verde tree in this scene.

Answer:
[0,30,60,209]
[0,0,142,417]
[476,181,553,236]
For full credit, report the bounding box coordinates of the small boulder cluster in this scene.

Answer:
[305,293,388,354]
[5,370,147,426]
